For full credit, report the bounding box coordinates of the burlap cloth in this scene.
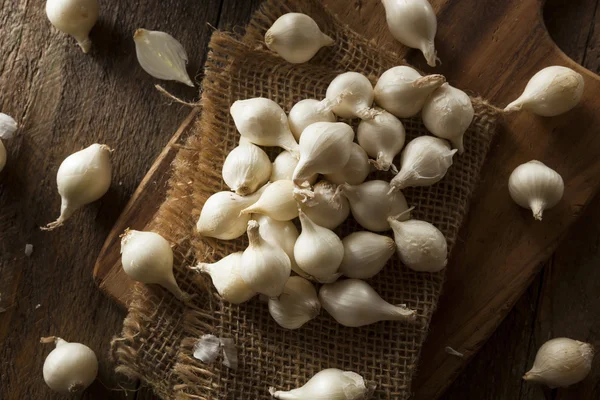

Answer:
[111,0,500,398]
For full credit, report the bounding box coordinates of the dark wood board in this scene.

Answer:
[2,1,600,400]
[443,1,600,398]
[0,0,221,399]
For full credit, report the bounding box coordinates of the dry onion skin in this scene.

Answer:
[134,29,194,86]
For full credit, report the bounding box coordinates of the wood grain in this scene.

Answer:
[444,275,545,399]
[526,198,600,400]
[0,0,221,399]
[442,0,600,398]
[92,0,266,309]
[94,108,199,306]
[3,1,600,400]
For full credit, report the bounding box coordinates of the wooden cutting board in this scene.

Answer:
[93,0,600,398]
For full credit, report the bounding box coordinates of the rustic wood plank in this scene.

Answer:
[544,0,600,66]
[0,0,222,399]
[521,4,600,397]
[94,108,200,306]
[219,0,263,29]
[522,202,600,400]
[442,275,545,399]
[516,201,600,400]
[442,1,600,398]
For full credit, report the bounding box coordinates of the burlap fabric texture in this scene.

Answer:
[111,0,500,398]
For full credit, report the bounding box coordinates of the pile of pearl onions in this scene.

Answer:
[120,230,189,300]
[374,66,446,118]
[41,336,98,394]
[265,13,334,64]
[504,66,584,117]
[42,144,112,230]
[422,83,474,153]
[508,160,564,221]
[46,0,99,53]
[524,338,594,388]
[381,0,438,67]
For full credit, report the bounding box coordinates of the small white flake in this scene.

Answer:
[220,338,238,370]
[25,244,33,257]
[193,334,221,364]
[192,335,238,370]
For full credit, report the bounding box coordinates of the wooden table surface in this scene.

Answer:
[1,0,598,399]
